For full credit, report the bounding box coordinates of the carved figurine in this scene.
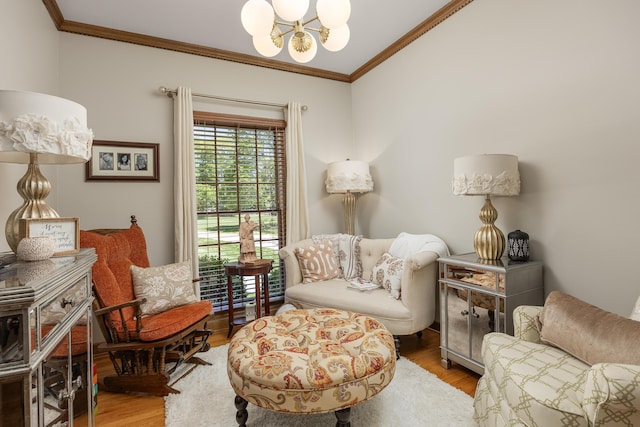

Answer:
[238,214,258,263]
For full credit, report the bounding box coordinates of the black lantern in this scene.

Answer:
[508,230,529,262]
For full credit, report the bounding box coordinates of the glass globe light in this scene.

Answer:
[321,24,349,52]
[253,31,283,57]
[273,0,309,22]
[288,32,318,63]
[241,0,275,36]
[316,0,351,29]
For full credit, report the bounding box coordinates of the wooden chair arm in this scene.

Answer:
[93,297,146,343]
[93,298,147,317]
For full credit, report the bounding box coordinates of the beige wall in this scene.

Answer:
[0,0,61,253]
[4,1,639,316]
[351,0,640,315]
[55,34,353,265]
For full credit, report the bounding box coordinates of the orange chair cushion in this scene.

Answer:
[137,300,212,342]
[32,325,89,357]
[80,226,151,324]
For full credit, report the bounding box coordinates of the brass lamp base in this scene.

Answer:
[5,155,59,252]
[473,195,505,260]
[342,191,356,235]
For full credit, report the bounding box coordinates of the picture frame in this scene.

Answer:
[85,140,159,181]
[19,218,80,256]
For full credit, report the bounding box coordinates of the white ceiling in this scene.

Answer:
[54,0,453,76]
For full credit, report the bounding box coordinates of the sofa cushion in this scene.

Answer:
[372,252,404,299]
[294,242,340,283]
[539,291,640,365]
[131,260,198,316]
[285,280,412,323]
[481,332,589,426]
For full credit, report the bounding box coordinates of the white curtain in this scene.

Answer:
[285,102,310,244]
[173,87,199,288]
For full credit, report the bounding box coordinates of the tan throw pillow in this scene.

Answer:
[539,291,640,365]
[372,253,404,299]
[294,242,340,283]
[131,260,198,316]
[311,234,363,279]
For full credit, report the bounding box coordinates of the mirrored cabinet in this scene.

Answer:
[0,248,97,426]
[438,253,543,375]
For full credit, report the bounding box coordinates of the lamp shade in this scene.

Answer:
[452,154,520,196]
[0,90,93,164]
[325,160,373,193]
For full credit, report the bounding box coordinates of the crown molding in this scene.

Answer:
[42,0,473,83]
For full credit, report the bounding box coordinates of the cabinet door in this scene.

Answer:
[444,286,501,365]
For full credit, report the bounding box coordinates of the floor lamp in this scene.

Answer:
[325,160,373,235]
[452,154,520,260]
[0,90,93,252]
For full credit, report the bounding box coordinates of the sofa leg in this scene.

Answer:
[416,330,423,339]
[393,335,400,359]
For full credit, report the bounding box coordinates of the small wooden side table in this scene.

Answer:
[224,260,273,337]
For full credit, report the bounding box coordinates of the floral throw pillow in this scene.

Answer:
[372,252,404,299]
[131,260,198,316]
[294,242,341,283]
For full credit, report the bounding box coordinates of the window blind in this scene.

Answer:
[193,111,287,312]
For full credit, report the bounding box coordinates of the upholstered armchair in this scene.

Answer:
[80,216,213,395]
[474,291,640,426]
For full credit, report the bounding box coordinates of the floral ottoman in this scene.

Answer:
[227,308,397,426]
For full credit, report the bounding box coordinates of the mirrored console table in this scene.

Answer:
[0,248,97,426]
[438,253,543,375]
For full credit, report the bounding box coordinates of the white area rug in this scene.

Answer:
[165,345,476,427]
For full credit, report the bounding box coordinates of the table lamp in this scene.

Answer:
[325,159,373,235]
[0,90,93,252]
[452,154,520,260]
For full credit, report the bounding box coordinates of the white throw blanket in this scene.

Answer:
[389,232,450,259]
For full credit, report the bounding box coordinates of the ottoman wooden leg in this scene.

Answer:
[234,395,248,426]
[335,407,351,427]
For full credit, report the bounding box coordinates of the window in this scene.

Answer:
[193,112,286,312]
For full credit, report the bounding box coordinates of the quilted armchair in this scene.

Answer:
[474,292,640,426]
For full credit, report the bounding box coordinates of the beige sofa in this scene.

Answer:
[474,292,640,426]
[279,237,440,354]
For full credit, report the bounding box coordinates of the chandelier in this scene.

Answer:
[241,0,351,63]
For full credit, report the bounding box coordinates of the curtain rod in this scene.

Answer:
[158,86,308,111]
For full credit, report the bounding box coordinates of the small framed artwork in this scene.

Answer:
[85,140,159,181]
[19,218,80,256]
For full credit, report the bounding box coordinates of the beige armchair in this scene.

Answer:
[279,237,440,355]
[474,292,640,426]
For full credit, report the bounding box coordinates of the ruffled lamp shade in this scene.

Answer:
[0,90,93,251]
[325,160,373,235]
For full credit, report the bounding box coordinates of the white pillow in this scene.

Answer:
[631,296,640,321]
[372,252,404,299]
[131,260,198,316]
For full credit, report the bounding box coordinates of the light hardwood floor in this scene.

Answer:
[86,328,480,426]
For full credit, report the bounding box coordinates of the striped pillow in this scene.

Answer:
[294,242,340,283]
